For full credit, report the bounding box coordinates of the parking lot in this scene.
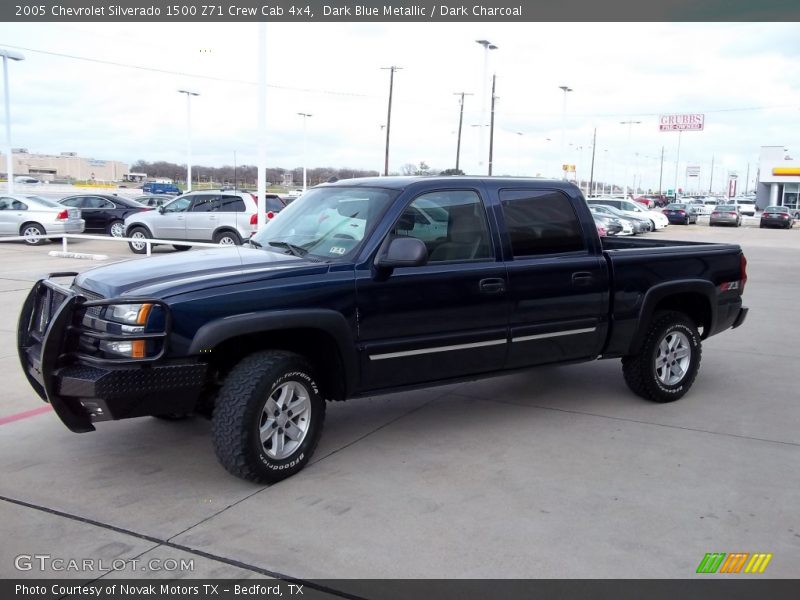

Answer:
[0,220,798,582]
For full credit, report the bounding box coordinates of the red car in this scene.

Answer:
[633,196,655,209]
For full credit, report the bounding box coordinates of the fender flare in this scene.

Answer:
[627,279,716,355]
[188,309,358,396]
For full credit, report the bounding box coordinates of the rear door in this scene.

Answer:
[355,187,510,390]
[497,189,609,368]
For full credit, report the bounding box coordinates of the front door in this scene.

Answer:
[156,195,192,240]
[355,188,509,391]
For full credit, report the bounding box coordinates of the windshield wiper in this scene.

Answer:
[267,241,308,257]
[246,238,262,248]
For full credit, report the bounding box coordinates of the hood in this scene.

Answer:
[75,246,317,299]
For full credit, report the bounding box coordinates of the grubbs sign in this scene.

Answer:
[659,114,705,131]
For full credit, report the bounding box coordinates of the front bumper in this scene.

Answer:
[17,277,207,432]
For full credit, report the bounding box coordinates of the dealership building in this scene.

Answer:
[756,146,800,211]
[0,149,128,182]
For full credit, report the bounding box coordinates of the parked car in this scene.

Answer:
[142,182,182,195]
[685,197,714,216]
[123,190,262,253]
[0,194,84,245]
[633,196,655,209]
[59,194,149,238]
[662,203,699,225]
[759,206,794,229]
[590,204,651,233]
[731,197,757,217]
[18,176,749,483]
[709,204,742,227]
[591,212,624,236]
[133,194,174,208]
[14,176,41,184]
[588,197,669,230]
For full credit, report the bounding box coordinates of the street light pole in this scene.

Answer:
[177,89,199,192]
[620,119,641,197]
[1,48,25,194]
[488,74,497,176]
[297,112,312,192]
[476,40,498,171]
[381,66,402,176]
[453,92,472,172]
[559,85,573,179]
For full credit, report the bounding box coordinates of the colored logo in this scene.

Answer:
[696,552,772,574]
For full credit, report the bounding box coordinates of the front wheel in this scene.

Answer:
[128,226,152,254]
[622,311,702,403]
[212,351,326,483]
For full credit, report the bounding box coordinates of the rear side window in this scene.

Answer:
[218,195,246,212]
[264,195,285,212]
[190,195,219,212]
[499,189,585,256]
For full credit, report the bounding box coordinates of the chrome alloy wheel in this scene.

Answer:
[259,381,311,459]
[655,331,691,386]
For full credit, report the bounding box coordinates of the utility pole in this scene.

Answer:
[588,128,597,195]
[381,66,402,176]
[488,74,497,176]
[453,92,472,172]
[658,146,665,194]
[709,154,715,194]
[744,162,750,195]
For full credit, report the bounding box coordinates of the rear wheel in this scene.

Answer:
[214,230,242,246]
[212,351,326,483]
[108,220,125,238]
[128,226,151,254]
[622,311,702,403]
[21,223,47,245]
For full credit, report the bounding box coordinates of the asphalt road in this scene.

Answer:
[0,222,798,583]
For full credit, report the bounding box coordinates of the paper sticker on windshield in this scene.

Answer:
[329,246,347,255]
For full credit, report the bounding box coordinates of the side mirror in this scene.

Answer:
[158,205,165,214]
[374,237,428,269]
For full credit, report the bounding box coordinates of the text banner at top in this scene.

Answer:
[4,0,800,22]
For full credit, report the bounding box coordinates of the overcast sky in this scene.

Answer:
[1,21,798,192]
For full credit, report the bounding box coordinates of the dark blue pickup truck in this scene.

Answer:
[18,177,748,482]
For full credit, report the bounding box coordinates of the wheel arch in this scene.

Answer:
[189,310,358,401]
[125,222,152,237]
[627,280,715,355]
[212,227,242,244]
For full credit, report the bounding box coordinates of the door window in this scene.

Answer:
[189,195,219,212]
[394,190,493,262]
[499,189,585,256]
[163,197,192,213]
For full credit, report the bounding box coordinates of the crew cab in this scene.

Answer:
[18,177,748,483]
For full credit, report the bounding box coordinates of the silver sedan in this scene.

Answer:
[0,194,85,245]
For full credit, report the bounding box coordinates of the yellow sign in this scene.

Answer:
[772,168,800,176]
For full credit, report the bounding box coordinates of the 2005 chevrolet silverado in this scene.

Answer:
[18,177,748,482]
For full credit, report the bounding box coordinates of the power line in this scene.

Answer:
[2,43,371,98]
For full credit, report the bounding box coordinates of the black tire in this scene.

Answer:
[213,230,242,246]
[20,223,47,245]
[173,245,192,251]
[108,220,125,238]
[212,351,326,483]
[128,226,152,254]
[622,311,702,403]
[649,220,656,231]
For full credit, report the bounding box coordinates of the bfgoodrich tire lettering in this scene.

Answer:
[212,351,325,483]
[622,311,702,402]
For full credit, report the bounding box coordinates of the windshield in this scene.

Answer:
[250,185,400,259]
[25,195,62,208]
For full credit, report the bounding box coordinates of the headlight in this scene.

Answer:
[104,303,153,325]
